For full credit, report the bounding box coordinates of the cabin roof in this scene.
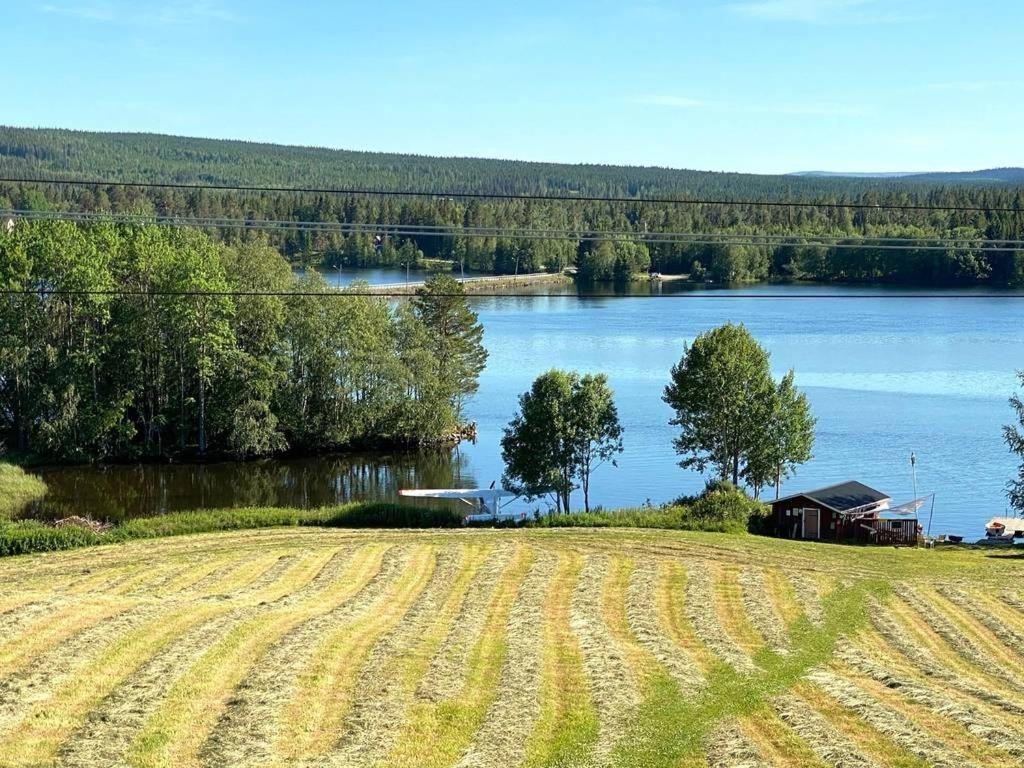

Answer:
[773,480,891,514]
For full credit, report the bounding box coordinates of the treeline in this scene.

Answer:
[1,127,1024,285]
[0,221,486,462]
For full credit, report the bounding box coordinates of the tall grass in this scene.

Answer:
[529,484,769,534]
[0,463,48,518]
[0,503,460,557]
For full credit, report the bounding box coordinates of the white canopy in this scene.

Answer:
[885,496,931,517]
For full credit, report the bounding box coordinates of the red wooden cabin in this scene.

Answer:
[770,481,918,545]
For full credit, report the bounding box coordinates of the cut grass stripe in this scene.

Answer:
[624,559,703,693]
[904,587,1024,691]
[807,669,977,768]
[454,548,556,768]
[740,707,828,768]
[770,694,879,768]
[272,545,436,762]
[882,592,1024,699]
[704,718,772,767]
[609,579,884,768]
[713,563,767,659]
[792,683,932,768]
[655,560,717,674]
[843,630,1024,760]
[684,561,753,673]
[834,661,1020,767]
[0,604,217,767]
[59,548,366,768]
[126,544,400,768]
[0,597,133,676]
[522,549,599,768]
[566,553,640,767]
[380,544,533,768]
[762,568,804,628]
[739,567,788,651]
[323,544,488,767]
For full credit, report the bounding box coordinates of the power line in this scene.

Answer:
[2,176,1023,213]
[4,209,1023,252]
[3,288,1024,300]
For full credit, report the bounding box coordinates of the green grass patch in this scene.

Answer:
[610,579,887,767]
[0,463,48,518]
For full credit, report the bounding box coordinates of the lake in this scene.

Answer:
[23,272,1024,537]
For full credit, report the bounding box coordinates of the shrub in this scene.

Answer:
[531,481,767,534]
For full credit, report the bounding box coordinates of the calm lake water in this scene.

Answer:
[24,272,1024,537]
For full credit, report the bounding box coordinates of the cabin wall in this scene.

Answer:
[772,496,840,541]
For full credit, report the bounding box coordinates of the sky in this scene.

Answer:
[4,0,1023,174]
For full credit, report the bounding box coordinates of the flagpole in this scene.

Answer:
[910,452,918,501]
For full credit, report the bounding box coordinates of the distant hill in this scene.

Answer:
[1,126,1023,288]
[792,168,1024,183]
[1,126,1021,202]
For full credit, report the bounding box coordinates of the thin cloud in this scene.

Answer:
[632,95,705,108]
[726,0,920,25]
[927,80,1024,93]
[39,2,115,21]
[633,94,866,117]
[38,1,235,25]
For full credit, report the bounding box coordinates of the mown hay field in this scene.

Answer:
[1,526,1023,767]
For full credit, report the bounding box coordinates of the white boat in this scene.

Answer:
[976,516,1024,545]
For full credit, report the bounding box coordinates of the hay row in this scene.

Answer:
[415,544,515,703]
[704,717,773,767]
[838,645,1024,762]
[521,549,597,768]
[270,545,427,762]
[834,660,1018,768]
[190,544,384,766]
[568,553,639,767]
[324,545,486,767]
[382,545,533,768]
[807,669,973,768]
[868,597,1024,719]
[901,588,1024,692]
[625,558,704,692]
[129,546,431,768]
[771,694,879,768]
[684,562,755,673]
[453,548,556,768]
[738,567,789,651]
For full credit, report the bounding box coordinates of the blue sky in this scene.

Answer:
[5,0,1023,173]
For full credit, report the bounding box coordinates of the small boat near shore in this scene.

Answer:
[976,516,1024,545]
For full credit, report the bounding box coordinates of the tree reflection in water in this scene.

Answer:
[22,449,475,523]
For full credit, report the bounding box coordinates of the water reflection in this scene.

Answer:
[23,449,475,523]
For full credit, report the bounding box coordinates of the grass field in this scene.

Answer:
[1,527,1022,767]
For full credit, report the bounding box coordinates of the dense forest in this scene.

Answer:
[0,220,486,462]
[2,126,1023,285]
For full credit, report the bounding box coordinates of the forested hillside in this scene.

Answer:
[2,126,1023,285]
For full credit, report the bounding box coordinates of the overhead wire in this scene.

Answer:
[3,209,1022,252]
[1,175,1023,213]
